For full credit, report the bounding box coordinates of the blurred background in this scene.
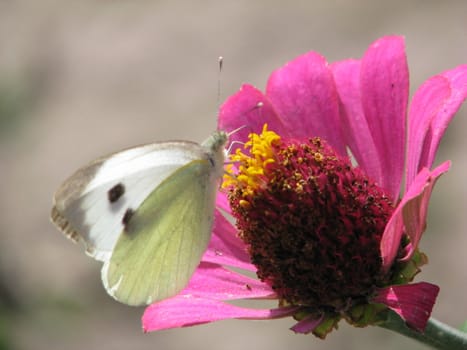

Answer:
[0,1,466,349]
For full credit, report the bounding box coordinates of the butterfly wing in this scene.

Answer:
[102,159,219,306]
[51,141,205,262]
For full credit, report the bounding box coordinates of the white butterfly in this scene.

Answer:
[51,131,228,306]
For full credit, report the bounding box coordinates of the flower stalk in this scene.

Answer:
[380,312,467,350]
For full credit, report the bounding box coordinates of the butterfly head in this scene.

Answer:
[202,130,228,151]
[201,131,229,176]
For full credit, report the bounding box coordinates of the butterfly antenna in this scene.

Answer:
[227,125,247,138]
[224,101,265,152]
[217,56,224,109]
[226,101,264,137]
[226,140,245,155]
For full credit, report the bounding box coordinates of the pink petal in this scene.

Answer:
[380,161,450,270]
[142,296,297,332]
[203,210,255,271]
[218,84,288,147]
[215,191,231,214]
[406,65,467,188]
[406,76,450,187]
[399,162,450,260]
[290,314,324,334]
[360,36,408,201]
[182,262,274,300]
[265,51,346,156]
[372,282,440,332]
[331,59,382,183]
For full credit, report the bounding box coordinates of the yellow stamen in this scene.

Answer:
[222,124,281,195]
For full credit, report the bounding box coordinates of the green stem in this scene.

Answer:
[379,311,467,349]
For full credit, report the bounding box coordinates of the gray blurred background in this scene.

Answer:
[0,1,466,349]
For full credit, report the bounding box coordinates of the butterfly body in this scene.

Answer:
[51,131,228,305]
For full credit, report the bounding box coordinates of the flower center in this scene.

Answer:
[223,125,394,312]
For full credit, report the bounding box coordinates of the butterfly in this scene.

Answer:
[51,131,228,306]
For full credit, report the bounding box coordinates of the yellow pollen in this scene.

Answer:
[222,124,281,195]
[314,152,324,163]
[239,199,251,208]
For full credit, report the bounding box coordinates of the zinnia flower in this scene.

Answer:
[142,36,467,337]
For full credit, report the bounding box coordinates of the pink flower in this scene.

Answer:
[143,36,467,337]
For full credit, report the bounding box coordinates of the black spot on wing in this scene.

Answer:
[122,208,135,230]
[108,183,125,203]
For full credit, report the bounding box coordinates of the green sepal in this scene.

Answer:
[345,302,388,328]
[390,249,428,285]
[290,308,341,339]
[312,313,341,339]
